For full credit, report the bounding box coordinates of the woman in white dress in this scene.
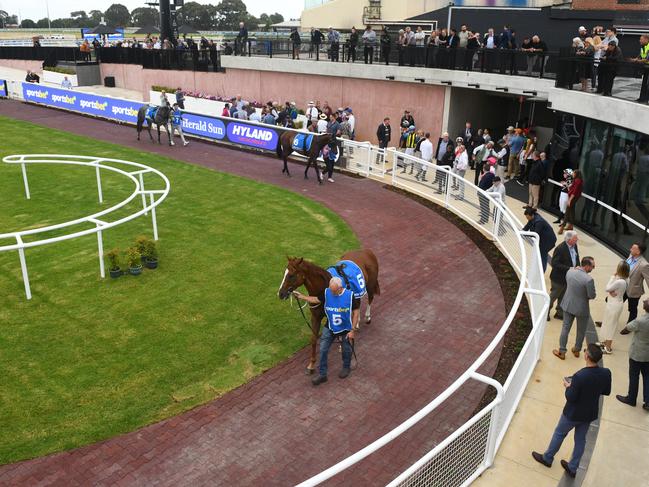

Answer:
[598,260,630,354]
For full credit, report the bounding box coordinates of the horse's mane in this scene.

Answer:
[294,258,331,288]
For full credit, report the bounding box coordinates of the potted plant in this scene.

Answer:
[106,248,122,278]
[126,246,143,276]
[135,235,149,264]
[143,239,158,269]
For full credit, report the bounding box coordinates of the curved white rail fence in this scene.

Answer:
[1,154,170,299]
[295,141,550,487]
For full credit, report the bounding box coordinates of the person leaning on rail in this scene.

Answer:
[293,277,359,386]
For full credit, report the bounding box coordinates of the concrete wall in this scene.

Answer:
[0,59,43,76]
[98,63,447,143]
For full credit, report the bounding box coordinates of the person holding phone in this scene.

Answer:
[532,344,611,478]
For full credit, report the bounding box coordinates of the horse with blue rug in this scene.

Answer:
[136,103,173,146]
[276,130,336,184]
[278,249,380,375]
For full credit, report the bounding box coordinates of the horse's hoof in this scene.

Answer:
[305,368,315,375]
[304,176,308,180]
[318,180,323,185]
[365,317,371,324]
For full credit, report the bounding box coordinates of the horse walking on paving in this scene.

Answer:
[278,249,380,374]
[276,131,336,184]
[136,104,173,146]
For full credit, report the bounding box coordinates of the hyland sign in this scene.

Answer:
[227,122,279,151]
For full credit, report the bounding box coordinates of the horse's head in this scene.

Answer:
[278,257,306,300]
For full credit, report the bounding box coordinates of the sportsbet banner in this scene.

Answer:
[22,82,143,124]
[21,82,286,152]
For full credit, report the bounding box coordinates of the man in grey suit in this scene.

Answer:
[553,256,596,360]
[548,230,580,321]
[624,242,649,323]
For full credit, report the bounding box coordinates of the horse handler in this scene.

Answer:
[293,277,359,386]
[170,103,189,147]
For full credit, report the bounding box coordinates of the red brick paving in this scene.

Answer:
[0,100,507,486]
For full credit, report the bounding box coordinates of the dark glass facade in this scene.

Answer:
[542,112,649,256]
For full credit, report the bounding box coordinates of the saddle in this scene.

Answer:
[291,133,315,152]
[327,260,366,299]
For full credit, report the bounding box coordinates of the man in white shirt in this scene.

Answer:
[317,113,328,133]
[306,101,319,128]
[416,132,434,182]
[452,145,469,198]
[61,76,73,89]
[487,175,506,203]
[345,109,356,139]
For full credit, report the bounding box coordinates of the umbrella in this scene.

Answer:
[88,24,119,35]
[177,25,200,34]
[134,25,160,35]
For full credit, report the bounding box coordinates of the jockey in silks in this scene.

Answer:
[170,103,189,146]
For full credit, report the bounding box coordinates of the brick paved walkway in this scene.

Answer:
[0,101,506,486]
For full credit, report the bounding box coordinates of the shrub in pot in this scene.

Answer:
[143,239,158,269]
[127,247,143,276]
[136,235,149,264]
[106,248,122,278]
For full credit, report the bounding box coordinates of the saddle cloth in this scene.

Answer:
[291,133,315,152]
[327,260,367,299]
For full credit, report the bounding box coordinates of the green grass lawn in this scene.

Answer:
[0,117,358,464]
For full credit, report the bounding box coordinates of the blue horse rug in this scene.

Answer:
[292,133,315,152]
[327,260,367,299]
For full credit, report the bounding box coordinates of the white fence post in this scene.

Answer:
[15,236,32,300]
[150,193,159,241]
[21,162,31,200]
[97,228,105,278]
[95,164,104,204]
[365,142,372,177]
[444,168,452,209]
[139,172,148,215]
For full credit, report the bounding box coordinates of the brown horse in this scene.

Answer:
[278,249,380,374]
[276,131,335,184]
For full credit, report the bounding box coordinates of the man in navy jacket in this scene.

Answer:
[522,207,557,272]
[532,344,611,478]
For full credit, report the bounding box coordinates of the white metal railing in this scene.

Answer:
[1,155,170,299]
[296,142,550,487]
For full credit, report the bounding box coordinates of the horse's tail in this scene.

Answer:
[136,106,145,132]
[276,139,283,160]
[365,248,380,295]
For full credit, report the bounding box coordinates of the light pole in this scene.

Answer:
[45,0,51,30]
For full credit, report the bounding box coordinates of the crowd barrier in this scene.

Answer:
[3,86,549,485]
